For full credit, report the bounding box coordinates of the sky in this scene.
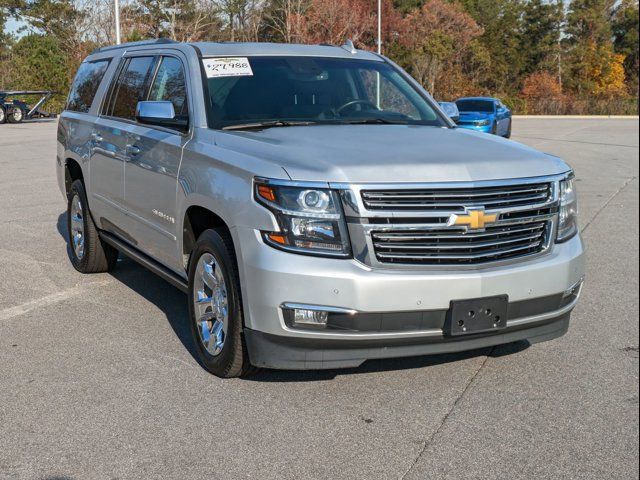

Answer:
[5,18,26,36]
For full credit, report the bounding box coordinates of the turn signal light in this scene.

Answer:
[257,185,276,202]
[266,233,288,245]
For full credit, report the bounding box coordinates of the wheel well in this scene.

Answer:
[64,159,83,196]
[182,206,230,268]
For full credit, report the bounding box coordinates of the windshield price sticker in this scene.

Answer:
[203,58,253,78]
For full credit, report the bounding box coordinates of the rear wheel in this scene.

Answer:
[0,105,6,124]
[67,179,118,273]
[187,229,254,378]
[7,105,24,123]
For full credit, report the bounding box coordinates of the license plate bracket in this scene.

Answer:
[446,295,508,336]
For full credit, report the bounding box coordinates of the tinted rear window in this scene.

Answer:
[66,60,111,113]
[456,100,495,113]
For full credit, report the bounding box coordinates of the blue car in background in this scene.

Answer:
[455,97,512,138]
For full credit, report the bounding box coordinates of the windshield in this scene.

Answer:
[455,99,495,113]
[204,56,446,130]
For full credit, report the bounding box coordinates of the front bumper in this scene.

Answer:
[233,226,585,369]
[245,311,572,369]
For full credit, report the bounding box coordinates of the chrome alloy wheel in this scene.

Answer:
[0,108,5,123]
[70,194,85,260]
[193,252,228,356]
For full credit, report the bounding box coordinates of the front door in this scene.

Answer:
[123,55,192,271]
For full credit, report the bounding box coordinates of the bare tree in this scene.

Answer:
[264,0,306,43]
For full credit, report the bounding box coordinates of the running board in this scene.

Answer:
[100,231,189,293]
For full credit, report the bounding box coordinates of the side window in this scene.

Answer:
[148,56,189,119]
[108,56,155,120]
[66,60,110,113]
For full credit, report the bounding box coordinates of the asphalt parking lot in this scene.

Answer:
[0,118,638,480]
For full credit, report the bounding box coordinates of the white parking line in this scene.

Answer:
[0,279,112,322]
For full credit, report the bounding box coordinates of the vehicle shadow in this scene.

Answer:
[57,212,531,382]
[57,212,202,368]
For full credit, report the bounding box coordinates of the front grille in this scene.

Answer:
[371,220,550,265]
[361,183,551,212]
[354,180,558,267]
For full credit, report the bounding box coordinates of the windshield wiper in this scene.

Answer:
[339,118,409,125]
[222,120,318,131]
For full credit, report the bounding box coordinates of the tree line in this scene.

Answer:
[1,0,638,114]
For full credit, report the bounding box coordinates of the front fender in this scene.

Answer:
[176,131,285,263]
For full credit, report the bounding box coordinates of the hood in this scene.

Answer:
[458,111,494,121]
[215,125,569,184]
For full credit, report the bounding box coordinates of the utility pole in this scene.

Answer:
[115,0,121,45]
[376,0,382,107]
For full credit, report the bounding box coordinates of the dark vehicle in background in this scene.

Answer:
[455,97,512,138]
[0,90,57,124]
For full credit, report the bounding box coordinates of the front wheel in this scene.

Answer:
[0,105,6,124]
[187,229,253,378]
[504,119,512,138]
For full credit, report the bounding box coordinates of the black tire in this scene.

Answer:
[67,179,118,273]
[187,228,254,378]
[491,120,498,135]
[7,105,24,123]
[0,105,6,124]
[504,119,512,138]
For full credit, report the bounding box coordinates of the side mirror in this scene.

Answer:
[438,102,460,123]
[135,101,188,131]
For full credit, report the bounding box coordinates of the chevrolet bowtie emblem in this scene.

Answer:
[448,210,498,230]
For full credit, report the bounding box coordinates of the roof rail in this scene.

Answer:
[91,38,178,55]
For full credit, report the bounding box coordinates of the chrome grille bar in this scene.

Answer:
[376,240,544,261]
[372,223,544,241]
[373,231,544,250]
[361,183,551,211]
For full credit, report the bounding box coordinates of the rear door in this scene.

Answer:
[60,58,112,218]
[123,54,192,269]
[91,55,157,236]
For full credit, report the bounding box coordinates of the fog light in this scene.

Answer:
[293,309,329,327]
[281,303,358,330]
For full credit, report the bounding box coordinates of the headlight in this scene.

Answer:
[557,174,578,242]
[255,179,351,257]
[474,119,491,126]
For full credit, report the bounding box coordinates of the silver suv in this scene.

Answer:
[57,39,585,377]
